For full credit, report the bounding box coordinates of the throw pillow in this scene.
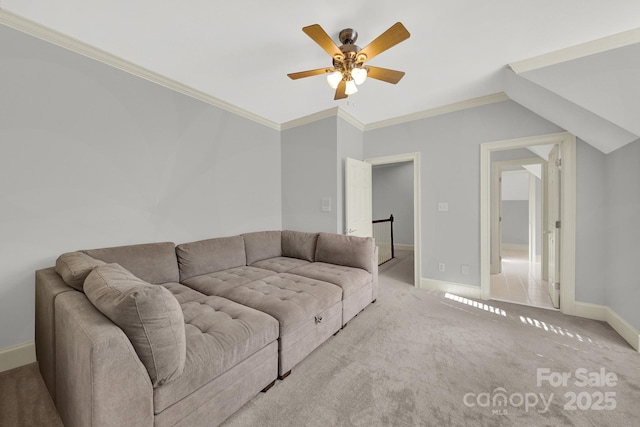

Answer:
[84,263,186,387]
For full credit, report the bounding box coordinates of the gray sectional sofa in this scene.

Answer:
[35,230,378,427]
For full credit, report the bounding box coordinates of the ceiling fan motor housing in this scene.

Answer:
[339,28,358,44]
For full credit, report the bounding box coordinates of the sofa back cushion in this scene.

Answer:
[84,263,186,388]
[315,232,375,273]
[176,235,246,281]
[282,230,318,262]
[55,252,107,291]
[81,242,179,284]
[242,231,282,265]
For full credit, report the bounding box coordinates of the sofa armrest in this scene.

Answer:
[55,292,154,427]
[35,267,77,403]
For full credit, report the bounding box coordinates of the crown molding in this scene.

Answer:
[280,107,340,131]
[281,93,510,132]
[0,8,280,131]
[510,27,640,74]
[364,92,510,131]
[337,109,365,131]
[280,107,366,132]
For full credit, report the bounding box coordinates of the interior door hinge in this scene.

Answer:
[556,158,562,167]
[554,282,560,291]
[555,220,561,229]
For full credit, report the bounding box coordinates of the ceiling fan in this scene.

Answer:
[287,22,410,100]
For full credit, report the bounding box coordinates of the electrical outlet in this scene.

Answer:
[438,263,445,272]
[461,264,470,275]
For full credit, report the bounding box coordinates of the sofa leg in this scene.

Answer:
[333,330,340,336]
[278,370,291,381]
[342,322,348,329]
[372,299,377,303]
[261,380,276,393]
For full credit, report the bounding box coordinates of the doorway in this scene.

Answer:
[480,132,577,316]
[489,159,554,309]
[366,152,421,288]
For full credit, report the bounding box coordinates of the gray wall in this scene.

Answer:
[575,141,607,305]
[605,138,640,330]
[281,117,338,233]
[363,100,563,285]
[0,24,281,350]
[281,116,364,234]
[372,162,414,246]
[501,201,529,245]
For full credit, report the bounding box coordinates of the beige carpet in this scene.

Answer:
[0,362,62,427]
[1,250,639,426]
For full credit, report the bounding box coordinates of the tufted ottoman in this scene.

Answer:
[183,273,342,377]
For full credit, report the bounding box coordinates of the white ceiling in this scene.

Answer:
[2,0,640,151]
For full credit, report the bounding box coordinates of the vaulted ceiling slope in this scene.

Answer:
[507,28,640,154]
[1,1,639,153]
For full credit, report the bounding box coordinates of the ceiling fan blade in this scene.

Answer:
[366,66,406,84]
[358,22,410,62]
[334,80,347,100]
[302,24,343,58]
[287,68,333,80]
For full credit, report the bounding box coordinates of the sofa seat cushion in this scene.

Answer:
[250,256,310,273]
[206,273,342,336]
[161,282,210,305]
[289,262,372,297]
[83,264,186,388]
[152,293,279,414]
[182,266,277,295]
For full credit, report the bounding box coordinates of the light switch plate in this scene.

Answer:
[438,202,449,212]
[321,197,332,212]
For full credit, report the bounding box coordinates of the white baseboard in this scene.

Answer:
[394,244,414,251]
[573,302,639,352]
[0,341,36,373]
[573,301,608,321]
[420,278,482,299]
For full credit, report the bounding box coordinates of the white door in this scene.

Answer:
[345,157,372,237]
[490,164,502,274]
[547,145,561,308]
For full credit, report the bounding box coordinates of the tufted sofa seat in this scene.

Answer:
[153,283,279,426]
[35,230,377,427]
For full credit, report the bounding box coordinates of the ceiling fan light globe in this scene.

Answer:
[327,71,343,89]
[352,67,367,85]
[345,80,358,95]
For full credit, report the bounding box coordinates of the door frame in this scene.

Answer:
[480,132,576,315]
[366,152,421,288]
